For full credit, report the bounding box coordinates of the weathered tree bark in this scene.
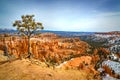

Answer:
[27,35,31,58]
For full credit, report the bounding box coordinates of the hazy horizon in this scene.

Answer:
[0,0,120,32]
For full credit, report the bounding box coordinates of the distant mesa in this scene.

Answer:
[40,32,59,38]
[95,31,120,35]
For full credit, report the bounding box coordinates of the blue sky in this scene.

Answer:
[0,0,120,32]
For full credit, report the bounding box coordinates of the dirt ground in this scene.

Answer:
[0,59,97,80]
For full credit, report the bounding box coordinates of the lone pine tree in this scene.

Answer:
[13,14,44,58]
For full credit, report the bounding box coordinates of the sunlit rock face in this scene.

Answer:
[94,32,120,54]
[57,56,92,69]
[56,56,100,76]
[87,32,120,79]
[102,74,120,80]
[102,60,120,75]
[30,35,90,62]
[0,33,90,62]
[0,32,120,80]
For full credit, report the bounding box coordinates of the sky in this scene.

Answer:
[0,0,120,32]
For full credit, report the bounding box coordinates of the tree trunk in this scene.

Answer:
[27,36,31,58]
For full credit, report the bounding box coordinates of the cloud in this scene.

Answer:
[84,12,120,32]
[0,0,120,32]
[53,11,120,32]
[96,11,120,17]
